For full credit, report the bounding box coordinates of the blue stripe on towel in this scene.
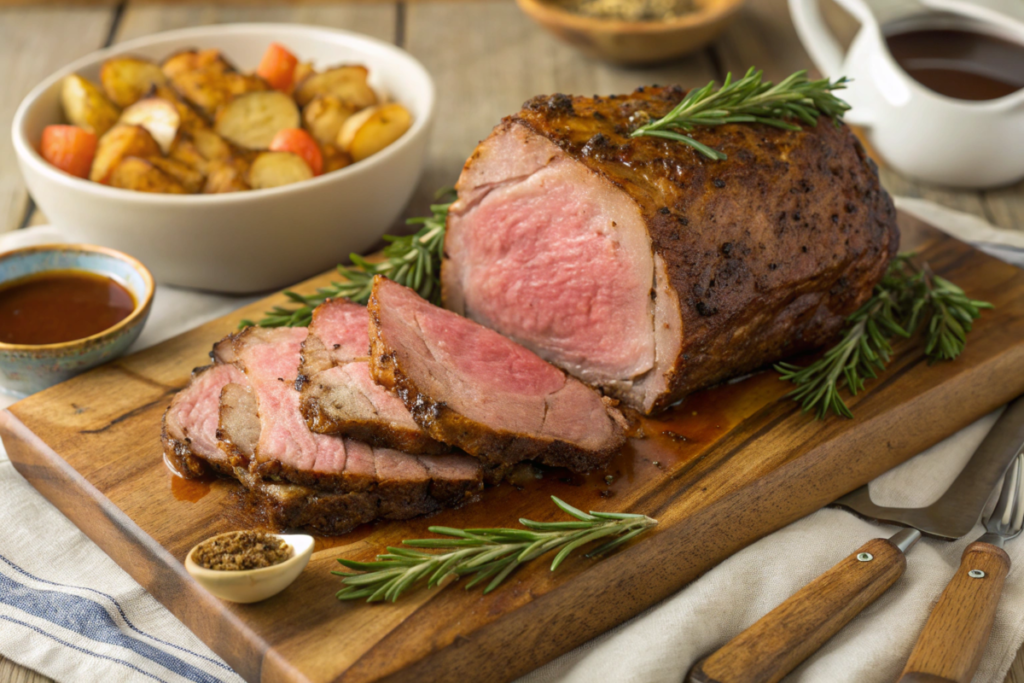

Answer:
[0,554,233,673]
[0,573,226,683]
[0,615,167,682]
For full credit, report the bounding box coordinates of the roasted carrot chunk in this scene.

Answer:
[40,125,97,179]
[256,43,299,93]
[269,128,323,176]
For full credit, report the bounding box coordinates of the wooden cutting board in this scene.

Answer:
[3,211,1023,683]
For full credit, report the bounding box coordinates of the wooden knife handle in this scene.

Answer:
[897,541,1011,683]
[688,537,906,683]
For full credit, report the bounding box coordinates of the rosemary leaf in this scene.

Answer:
[776,253,992,419]
[631,67,851,160]
[242,188,455,329]
[334,496,657,603]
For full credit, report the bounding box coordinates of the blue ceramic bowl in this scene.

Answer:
[0,244,154,396]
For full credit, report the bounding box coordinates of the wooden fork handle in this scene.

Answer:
[688,537,906,683]
[898,541,1011,683]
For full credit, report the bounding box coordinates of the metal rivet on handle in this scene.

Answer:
[857,553,874,562]
[969,569,986,579]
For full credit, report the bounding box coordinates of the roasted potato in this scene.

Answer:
[161,49,232,80]
[248,151,313,189]
[294,66,377,109]
[204,159,250,193]
[191,128,234,162]
[302,95,355,146]
[322,143,352,174]
[168,137,209,175]
[215,91,300,150]
[337,103,412,162]
[151,85,206,135]
[118,97,180,154]
[177,70,268,118]
[61,75,121,137]
[100,57,167,108]
[108,156,187,193]
[90,124,162,184]
[291,62,315,95]
[147,156,205,193]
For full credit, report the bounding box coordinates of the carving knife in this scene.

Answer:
[687,394,1024,683]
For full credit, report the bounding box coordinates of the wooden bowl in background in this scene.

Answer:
[515,0,746,65]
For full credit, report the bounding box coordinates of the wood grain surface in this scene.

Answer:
[690,537,908,683]
[2,213,1024,683]
[899,542,1013,683]
[1,1,1023,682]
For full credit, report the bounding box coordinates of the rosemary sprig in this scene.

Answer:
[333,496,657,603]
[630,67,851,160]
[776,254,992,419]
[240,189,454,328]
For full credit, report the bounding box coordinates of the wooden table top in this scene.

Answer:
[0,1,1021,681]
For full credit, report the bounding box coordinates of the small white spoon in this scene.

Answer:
[184,533,314,604]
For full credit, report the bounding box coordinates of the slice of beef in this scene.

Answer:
[368,275,626,473]
[442,87,899,414]
[161,356,483,535]
[162,363,246,478]
[296,299,446,455]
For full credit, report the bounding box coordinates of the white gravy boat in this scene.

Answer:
[789,0,1024,188]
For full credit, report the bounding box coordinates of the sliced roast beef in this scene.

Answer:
[443,87,899,414]
[160,357,483,535]
[162,363,246,479]
[368,275,626,473]
[296,299,446,455]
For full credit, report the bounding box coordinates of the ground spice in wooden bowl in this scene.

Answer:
[551,0,695,21]
[191,531,292,571]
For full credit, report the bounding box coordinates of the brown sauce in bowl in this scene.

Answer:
[886,28,1024,101]
[0,270,135,345]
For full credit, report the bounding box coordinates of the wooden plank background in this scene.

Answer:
[0,0,1022,681]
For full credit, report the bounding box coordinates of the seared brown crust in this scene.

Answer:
[368,280,622,473]
[233,467,481,536]
[457,87,898,412]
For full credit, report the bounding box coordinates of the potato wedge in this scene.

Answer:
[337,103,412,162]
[151,85,206,135]
[108,157,187,194]
[168,138,208,175]
[90,124,162,184]
[302,95,355,145]
[118,97,180,154]
[191,128,234,162]
[322,143,352,174]
[248,151,313,189]
[162,49,232,80]
[100,57,167,108]
[170,63,267,119]
[215,91,300,150]
[294,66,377,109]
[291,62,315,95]
[61,74,120,137]
[147,156,204,193]
[204,159,250,193]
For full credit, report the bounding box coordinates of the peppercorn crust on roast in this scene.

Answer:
[442,86,899,414]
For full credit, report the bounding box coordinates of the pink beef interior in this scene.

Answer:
[377,277,617,450]
[310,300,372,362]
[169,364,245,465]
[446,122,664,392]
[234,327,360,475]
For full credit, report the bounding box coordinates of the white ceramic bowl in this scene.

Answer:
[12,24,436,293]
[184,533,314,603]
